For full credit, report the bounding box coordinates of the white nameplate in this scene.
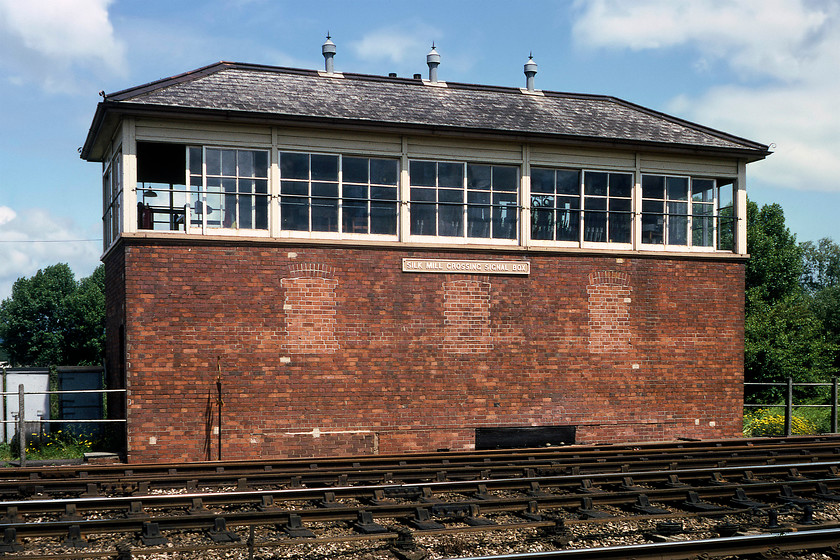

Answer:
[402,258,530,275]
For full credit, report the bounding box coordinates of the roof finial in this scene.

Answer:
[426,43,440,83]
[322,33,337,74]
[524,53,538,91]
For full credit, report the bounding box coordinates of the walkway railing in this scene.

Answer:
[0,385,126,466]
[744,377,839,436]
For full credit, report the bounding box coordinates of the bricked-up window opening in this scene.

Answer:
[279,152,399,235]
[102,147,122,249]
[531,168,581,242]
[641,175,735,249]
[281,265,339,354]
[583,171,633,244]
[443,279,492,354]
[188,147,269,230]
[410,161,518,240]
[587,271,631,354]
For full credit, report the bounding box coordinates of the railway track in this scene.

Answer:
[3,436,840,559]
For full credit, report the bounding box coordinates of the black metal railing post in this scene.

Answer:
[785,377,793,436]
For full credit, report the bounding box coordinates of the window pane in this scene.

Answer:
[281,181,307,196]
[584,172,608,196]
[642,213,663,244]
[370,158,398,185]
[312,197,338,231]
[467,205,491,238]
[221,150,237,177]
[668,201,688,245]
[439,189,463,204]
[531,168,554,194]
[642,175,664,199]
[342,157,368,184]
[312,182,338,198]
[281,180,308,231]
[280,153,309,180]
[692,178,714,202]
[238,151,254,178]
[531,208,554,240]
[254,151,268,177]
[311,154,338,181]
[584,210,606,242]
[343,199,368,233]
[556,170,580,195]
[371,201,397,235]
[439,204,463,236]
[667,177,689,201]
[344,184,367,200]
[492,166,517,191]
[693,203,714,247]
[371,186,397,201]
[467,164,491,190]
[189,147,203,175]
[239,195,253,229]
[411,187,436,202]
[255,179,268,195]
[411,203,435,235]
[493,192,517,239]
[255,197,268,230]
[556,199,579,241]
[610,173,632,198]
[410,161,436,186]
[610,214,631,243]
[438,162,463,188]
[206,149,221,176]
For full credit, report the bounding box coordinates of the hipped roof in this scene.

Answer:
[82,62,771,162]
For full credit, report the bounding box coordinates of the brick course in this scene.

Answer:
[105,238,744,462]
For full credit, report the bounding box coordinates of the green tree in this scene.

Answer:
[744,202,836,401]
[0,264,105,367]
[801,237,840,292]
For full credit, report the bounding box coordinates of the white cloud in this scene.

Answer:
[572,0,840,193]
[350,24,441,68]
[0,207,101,301]
[0,0,126,92]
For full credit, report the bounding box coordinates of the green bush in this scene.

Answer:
[744,408,818,436]
[16,429,94,460]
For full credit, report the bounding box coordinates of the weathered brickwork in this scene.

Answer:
[587,270,631,354]
[104,239,745,462]
[444,279,492,354]
[281,264,339,354]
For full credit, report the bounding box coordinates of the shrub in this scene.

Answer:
[744,408,817,437]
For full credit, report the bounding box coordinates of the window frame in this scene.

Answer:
[102,147,122,250]
[640,173,729,252]
[276,150,400,241]
[407,159,520,245]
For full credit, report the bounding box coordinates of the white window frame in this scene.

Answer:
[407,159,520,245]
[275,150,400,241]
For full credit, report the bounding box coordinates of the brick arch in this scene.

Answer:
[281,263,338,354]
[587,270,632,354]
[287,263,335,279]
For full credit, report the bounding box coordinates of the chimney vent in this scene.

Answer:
[426,43,440,83]
[322,33,336,74]
[524,53,538,91]
[413,73,422,80]
[388,72,397,78]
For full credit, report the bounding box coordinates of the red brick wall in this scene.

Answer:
[104,238,745,462]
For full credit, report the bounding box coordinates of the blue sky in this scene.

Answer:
[1,0,838,299]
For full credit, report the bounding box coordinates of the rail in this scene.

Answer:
[0,384,126,466]
[744,376,839,436]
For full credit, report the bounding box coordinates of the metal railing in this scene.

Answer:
[0,385,126,466]
[744,377,838,436]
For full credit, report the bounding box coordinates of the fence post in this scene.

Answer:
[18,384,26,467]
[833,377,838,434]
[785,377,793,437]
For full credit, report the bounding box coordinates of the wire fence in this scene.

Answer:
[744,377,839,436]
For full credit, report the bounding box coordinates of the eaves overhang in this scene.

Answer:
[81,100,771,164]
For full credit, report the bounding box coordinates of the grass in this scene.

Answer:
[0,429,95,462]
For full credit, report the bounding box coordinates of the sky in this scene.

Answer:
[0,0,838,300]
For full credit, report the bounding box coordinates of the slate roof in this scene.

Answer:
[82,62,770,161]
